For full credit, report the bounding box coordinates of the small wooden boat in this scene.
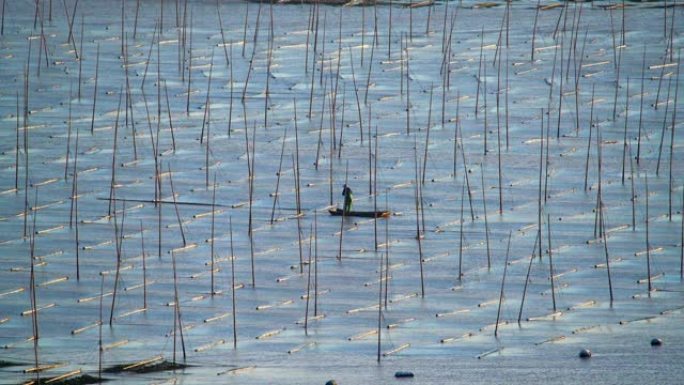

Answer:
[328,208,390,218]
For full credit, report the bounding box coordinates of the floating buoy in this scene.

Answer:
[651,338,663,346]
[325,380,338,385]
[579,349,592,358]
[395,371,414,378]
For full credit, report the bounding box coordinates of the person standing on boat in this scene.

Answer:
[342,184,353,214]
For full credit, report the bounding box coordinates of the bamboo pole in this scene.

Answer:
[518,232,540,324]
[229,217,237,349]
[480,166,491,270]
[414,143,425,297]
[90,44,100,134]
[457,178,465,279]
[270,127,288,224]
[210,174,217,295]
[547,214,557,312]
[645,174,652,295]
[494,231,512,337]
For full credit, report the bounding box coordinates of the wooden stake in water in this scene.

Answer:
[90,44,100,134]
[229,217,237,349]
[109,202,125,326]
[210,174,217,296]
[494,230,512,337]
[600,206,614,306]
[458,177,465,279]
[414,144,425,297]
[167,164,187,246]
[547,214,557,312]
[171,250,187,363]
[518,232,540,324]
[531,0,540,61]
[337,161,349,261]
[668,50,679,221]
[0,0,5,36]
[645,174,652,295]
[480,166,491,270]
[270,127,288,224]
[636,46,646,164]
[584,84,595,192]
[304,223,313,335]
[376,227,383,363]
[314,210,319,316]
[621,79,630,185]
[98,275,104,380]
[64,83,73,180]
[107,89,124,217]
[140,220,147,308]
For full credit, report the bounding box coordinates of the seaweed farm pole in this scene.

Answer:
[304,224,313,335]
[29,227,40,384]
[387,0,392,60]
[90,43,100,134]
[141,220,147,308]
[23,68,29,239]
[229,217,237,349]
[405,35,410,136]
[294,156,305,272]
[172,250,187,362]
[629,143,636,230]
[636,47,646,164]
[421,86,434,185]
[107,89,124,217]
[531,0,540,62]
[0,0,5,36]
[71,126,81,279]
[364,29,377,107]
[547,215,557,312]
[376,231,383,363]
[304,6,311,74]
[270,127,288,224]
[621,79,630,185]
[348,47,364,144]
[452,92,460,179]
[460,133,475,221]
[186,10,194,115]
[518,232,540,324]
[228,41,234,137]
[458,177,465,279]
[600,209,614,306]
[475,26,484,118]
[337,161,349,261]
[645,174,653,295]
[141,22,157,89]
[164,81,177,151]
[64,84,73,180]
[480,166,491,270]
[314,210,319,316]
[668,51,679,221]
[168,165,187,246]
[98,275,104,381]
[210,174,217,295]
[109,203,124,326]
[14,92,19,190]
[373,129,379,250]
[414,143,425,297]
[538,109,544,260]
[656,76,673,176]
[384,191,390,308]
[494,231,512,337]
[133,0,140,39]
[584,84,595,192]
